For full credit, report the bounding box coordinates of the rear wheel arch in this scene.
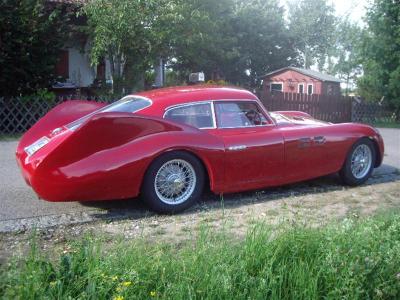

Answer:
[143,148,213,192]
[141,149,209,213]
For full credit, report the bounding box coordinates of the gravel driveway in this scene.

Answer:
[0,128,399,232]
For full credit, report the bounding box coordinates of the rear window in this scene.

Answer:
[66,96,151,130]
[101,97,151,113]
[164,103,214,129]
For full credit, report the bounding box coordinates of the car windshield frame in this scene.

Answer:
[66,95,152,130]
[214,100,271,129]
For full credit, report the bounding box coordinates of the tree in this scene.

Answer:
[170,0,297,87]
[83,0,171,93]
[287,0,336,70]
[169,0,238,83]
[357,0,400,112]
[84,0,299,90]
[229,0,298,86]
[0,0,69,96]
[330,20,363,95]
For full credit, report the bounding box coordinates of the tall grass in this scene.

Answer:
[1,213,400,299]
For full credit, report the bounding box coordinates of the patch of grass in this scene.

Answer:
[373,122,400,129]
[264,208,280,216]
[0,134,21,141]
[1,213,400,299]
[153,227,167,236]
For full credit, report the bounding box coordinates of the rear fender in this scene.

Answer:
[34,113,224,200]
[18,100,106,150]
[41,112,184,168]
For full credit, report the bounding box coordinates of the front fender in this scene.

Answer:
[336,123,384,168]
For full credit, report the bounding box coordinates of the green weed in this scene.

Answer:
[1,213,400,299]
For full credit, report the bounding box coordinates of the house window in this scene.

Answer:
[307,84,313,95]
[270,83,283,92]
[298,83,304,94]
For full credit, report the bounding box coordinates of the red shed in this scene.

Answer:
[261,67,341,96]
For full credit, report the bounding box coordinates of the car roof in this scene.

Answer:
[133,85,259,115]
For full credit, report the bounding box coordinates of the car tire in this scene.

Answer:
[340,138,376,186]
[141,151,205,214]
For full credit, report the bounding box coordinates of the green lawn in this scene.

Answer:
[0,134,21,141]
[373,122,400,129]
[1,212,400,299]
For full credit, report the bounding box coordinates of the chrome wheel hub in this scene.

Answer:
[351,144,372,179]
[154,159,196,205]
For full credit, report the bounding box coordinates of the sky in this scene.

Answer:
[331,0,369,25]
[280,0,370,25]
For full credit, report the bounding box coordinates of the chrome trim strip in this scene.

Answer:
[228,145,247,151]
[210,101,217,129]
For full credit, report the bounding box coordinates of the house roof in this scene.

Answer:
[261,67,341,83]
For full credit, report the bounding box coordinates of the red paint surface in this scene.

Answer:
[16,86,384,202]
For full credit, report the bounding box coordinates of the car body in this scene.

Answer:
[16,86,384,213]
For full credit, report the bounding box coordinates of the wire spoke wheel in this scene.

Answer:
[350,144,372,179]
[154,159,197,205]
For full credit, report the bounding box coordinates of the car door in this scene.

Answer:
[281,125,348,182]
[208,100,285,193]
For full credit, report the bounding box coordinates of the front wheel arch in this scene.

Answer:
[340,137,376,186]
[369,137,382,168]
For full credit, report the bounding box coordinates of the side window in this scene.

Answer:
[164,103,214,129]
[215,102,268,128]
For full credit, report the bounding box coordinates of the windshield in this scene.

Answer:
[66,96,152,130]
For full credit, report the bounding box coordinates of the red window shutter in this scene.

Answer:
[96,59,106,80]
[55,50,69,78]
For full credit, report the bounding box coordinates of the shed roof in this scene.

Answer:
[262,67,341,83]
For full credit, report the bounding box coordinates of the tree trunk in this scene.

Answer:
[108,53,115,93]
[304,47,312,69]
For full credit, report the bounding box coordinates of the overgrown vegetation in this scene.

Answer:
[0,0,399,106]
[357,0,400,114]
[0,0,70,96]
[1,213,400,299]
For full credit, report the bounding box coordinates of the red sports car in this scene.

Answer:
[16,86,384,213]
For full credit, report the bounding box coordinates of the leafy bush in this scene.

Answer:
[19,89,56,103]
[1,213,400,299]
[0,0,72,97]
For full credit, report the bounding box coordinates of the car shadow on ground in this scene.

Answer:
[78,164,400,222]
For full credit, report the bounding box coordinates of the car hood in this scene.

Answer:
[270,111,330,127]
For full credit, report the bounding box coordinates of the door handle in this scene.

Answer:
[313,136,326,144]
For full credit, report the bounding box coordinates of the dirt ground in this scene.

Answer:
[1,172,399,263]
